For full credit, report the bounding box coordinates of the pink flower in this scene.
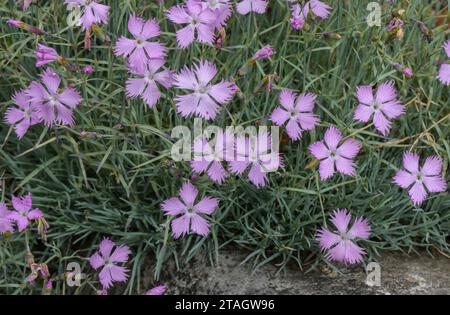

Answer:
[354,81,405,136]
[317,209,371,265]
[5,91,40,139]
[26,69,82,126]
[309,126,362,181]
[146,285,167,295]
[7,19,47,35]
[392,63,413,78]
[166,0,216,48]
[252,45,274,61]
[236,0,268,15]
[403,68,413,77]
[438,40,450,85]
[90,238,130,289]
[83,66,94,74]
[6,19,21,28]
[174,60,235,120]
[126,59,173,108]
[290,15,305,30]
[115,14,166,71]
[34,44,60,67]
[161,182,219,238]
[229,132,282,188]
[191,130,234,184]
[271,89,320,141]
[65,0,110,30]
[45,279,53,290]
[0,202,14,234]
[8,193,43,232]
[289,0,331,30]
[201,0,232,28]
[393,152,447,206]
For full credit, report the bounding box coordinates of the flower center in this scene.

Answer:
[372,102,381,112]
[24,108,32,118]
[104,259,113,267]
[136,39,144,47]
[208,0,220,9]
[340,233,350,241]
[329,150,338,159]
[198,85,209,94]
[48,95,58,106]
[145,73,154,82]
[416,172,423,182]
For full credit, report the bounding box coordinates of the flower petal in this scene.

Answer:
[317,228,340,250]
[408,182,428,206]
[309,141,328,160]
[180,182,198,206]
[393,170,415,189]
[89,252,104,270]
[279,89,296,111]
[335,156,357,176]
[171,214,191,239]
[422,156,443,176]
[337,139,361,159]
[423,176,447,193]
[270,107,290,126]
[330,209,351,234]
[376,81,397,104]
[190,214,210,237]
[110,245,130,263]
[99,238,115,259]
[319,157,335,180]
[373,111,392,136]
[324,126,342,150]
[403,152,420,173]
[348,217,371,240]
[194,197,219,215]
[162,197,187,216]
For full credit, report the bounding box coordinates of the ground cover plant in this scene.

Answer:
[0,0,449,295]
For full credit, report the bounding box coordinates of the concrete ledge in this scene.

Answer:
[167,251,450,295]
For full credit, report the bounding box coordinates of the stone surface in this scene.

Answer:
[165,250,450,295]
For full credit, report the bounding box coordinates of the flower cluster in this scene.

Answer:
[0,193,48,237]
[5,69,82,138]
[3,0,448,287]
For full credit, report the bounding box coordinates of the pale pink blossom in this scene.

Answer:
[115,14,166,70]
[354,81,405,136]
[5,91,40,139]
[309,126,362,180]
[90,238,130,289]
[26,69,82,126]
[393,152,447,206]
[8,193,43,232]
[125,59,173,108]
[173,60,235,120]
[317,209,371,265]
[161,182,219,238]
[271,89,320,141]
